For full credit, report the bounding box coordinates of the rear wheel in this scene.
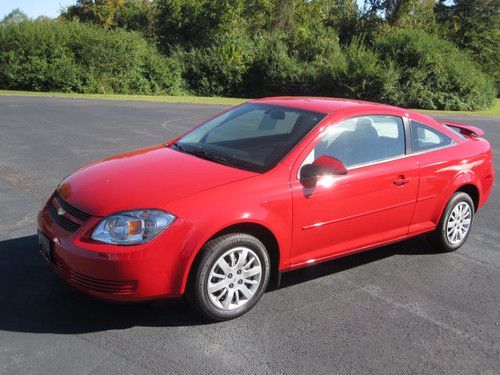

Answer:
[187,233,270,321]
[428,192,474,252]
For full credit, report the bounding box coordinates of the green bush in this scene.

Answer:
[335,38,401,103]
[180,34,254,97]
[182,30,347,98]
[247,29,346,98]
[374,29,495,110]
[1,18,496,111]
[243,35,316,97]
[0,20,184,95]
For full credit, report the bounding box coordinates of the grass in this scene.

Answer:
[0,90,498,116]
[413,99,500,117]
[0,90,245,106]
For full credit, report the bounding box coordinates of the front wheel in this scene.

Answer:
[187,233,270,321]
[428,192,475,252]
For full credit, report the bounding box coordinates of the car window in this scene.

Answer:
[176,103,326,172]
[411,121,454,152]
[205,108,300,142]
[303,115,405,169]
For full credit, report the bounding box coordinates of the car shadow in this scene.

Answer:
[279,236,435,289]
[0,234,436,334]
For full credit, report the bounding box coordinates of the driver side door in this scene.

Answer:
[290,114,419,268]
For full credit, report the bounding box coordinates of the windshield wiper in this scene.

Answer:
[171,142,258,170]
[187,148,233,166]
[171,142,184,151]
[174,144,233,166]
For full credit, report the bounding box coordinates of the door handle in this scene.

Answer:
[393,175,410,186]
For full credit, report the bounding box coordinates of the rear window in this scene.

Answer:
[411,121,455,152]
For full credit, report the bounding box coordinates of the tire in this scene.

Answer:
[187,233,271,321]
[427,192,475,252]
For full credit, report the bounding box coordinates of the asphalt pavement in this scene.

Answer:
[0,96,498,374]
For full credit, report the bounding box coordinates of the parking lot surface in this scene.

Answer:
[0,96,498,374]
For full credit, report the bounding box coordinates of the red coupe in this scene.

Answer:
[38,97,494,320]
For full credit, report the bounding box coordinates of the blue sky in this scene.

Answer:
[0,1,76,19]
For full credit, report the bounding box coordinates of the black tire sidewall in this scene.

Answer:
[438,192,475,251]
[190,233,271,321]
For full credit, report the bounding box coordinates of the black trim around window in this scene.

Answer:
[402,117,413,155]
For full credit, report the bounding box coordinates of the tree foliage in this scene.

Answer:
[62,0,157,38]
[436,0,500,87]
[375,29,494,110]
[3,0,498,109]
[1,8,29,24]
[0,20,183,94]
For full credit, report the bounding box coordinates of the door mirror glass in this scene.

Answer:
[299,164,321,188]
[299,156,347,188]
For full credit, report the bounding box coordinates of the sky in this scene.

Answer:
[0,0,76,20]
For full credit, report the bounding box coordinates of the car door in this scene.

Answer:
[290,114,419,268]
[407,119,461,235]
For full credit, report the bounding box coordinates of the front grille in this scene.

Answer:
[54,193,91,221]
[49,204,81,232]
[52,255,138,295]
[48,193,91,232]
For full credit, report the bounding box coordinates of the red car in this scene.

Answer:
[38,97,494,320]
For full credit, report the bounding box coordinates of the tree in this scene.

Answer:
[361,0,411,25]
[436,0,500,87]
[361,0,436,29]
[114,0,156,38]
[62,0,125,29]
[35,16,51,22]
[320,0,361,44]
[155,0,245,51]
[1,8,29,24]
[61,0,157,37]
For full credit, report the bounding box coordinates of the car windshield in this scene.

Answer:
[172,103,326,172]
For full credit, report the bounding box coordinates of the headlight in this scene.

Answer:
[91,210,175,245]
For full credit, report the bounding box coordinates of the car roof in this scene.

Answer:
[249,96,445,131]
[250,96,404,115]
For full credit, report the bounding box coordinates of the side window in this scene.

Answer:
[411,121,454,152]
[303,115,405,169]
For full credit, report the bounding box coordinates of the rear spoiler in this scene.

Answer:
[441,121,485,138]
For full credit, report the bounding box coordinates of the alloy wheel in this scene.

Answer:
[207,246,262,310]
[446,202,472,245]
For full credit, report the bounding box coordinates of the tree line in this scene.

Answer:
[0,0,498,110]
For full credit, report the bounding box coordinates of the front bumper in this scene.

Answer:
[37,196,188,301]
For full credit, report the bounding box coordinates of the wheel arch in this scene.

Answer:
[432,172,481,225]
[455,183,480,212]
[182,222,281,294]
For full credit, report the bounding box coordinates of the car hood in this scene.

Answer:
[57,145,257,216]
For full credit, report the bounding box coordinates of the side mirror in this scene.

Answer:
[314,155,348,175]
[299,156,347,188]
[299,164,322,188]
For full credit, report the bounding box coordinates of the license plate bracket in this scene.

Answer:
[38,230,52,262]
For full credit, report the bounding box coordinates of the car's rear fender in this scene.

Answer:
[432,151,493,224]
[430,172,476,227]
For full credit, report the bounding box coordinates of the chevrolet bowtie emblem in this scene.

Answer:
[57,207,66,216]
